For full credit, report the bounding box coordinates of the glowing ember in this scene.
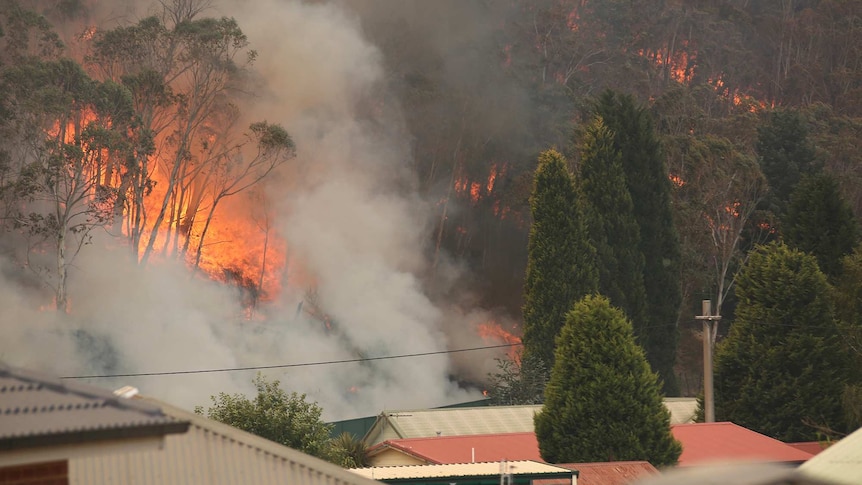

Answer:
[469,181,481,202]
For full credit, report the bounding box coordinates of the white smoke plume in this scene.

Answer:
[0,0,513,421]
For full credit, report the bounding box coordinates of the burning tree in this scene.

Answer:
[1,56,144,311]
[88,1,267,265]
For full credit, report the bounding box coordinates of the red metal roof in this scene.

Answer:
[535,462,660,485]
[370,422,814,473]
[787,441,831,456]
[671,422,814,467]
[368,432,541,464]
[368,434,658,485]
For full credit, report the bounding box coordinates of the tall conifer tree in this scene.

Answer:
[593,90,682,394]
[713,243,850,441]
[579,116,649,340]
[534,295,681,467]
[783,173,859,279]
[756,109,819,220]
[522,149,597,371]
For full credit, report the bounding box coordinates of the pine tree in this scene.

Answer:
[593,90,682,394]
[522,149,598,371]
[578,116,649,341]
[784,173,859,279]
[534,295,681,467]
[713,243,850,441]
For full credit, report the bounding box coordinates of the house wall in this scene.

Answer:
[0,460,68,485]
[369,448,427,467]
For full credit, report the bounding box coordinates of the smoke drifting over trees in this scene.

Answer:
[0,0,518,420]
[3,0,862,421]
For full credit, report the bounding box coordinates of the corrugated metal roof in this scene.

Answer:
[798,425,862,485]
[350,460,575,480]
[71,396,383,485]
[364,399,697,445]
[786,441,831,456]
[661,398,698,425]
[368,432,541,465]
[368,434,657,485]
[535,462,659,485]
[671,422,813,467]
[633,462,831,485]
[0,364,187,450]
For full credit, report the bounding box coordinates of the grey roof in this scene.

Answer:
[363,399,697,445]
[71,396,384,485]
[0,364,188,450]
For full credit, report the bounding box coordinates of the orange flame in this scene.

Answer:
[638,42,695,84]
[477,320,522,362]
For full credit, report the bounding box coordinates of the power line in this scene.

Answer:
[59,342,523,380]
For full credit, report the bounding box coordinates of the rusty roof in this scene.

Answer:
[536,462,659,485]
[0,364,188,450]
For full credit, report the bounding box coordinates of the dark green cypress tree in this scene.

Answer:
[833,247,862,430]
[783,173,859,279]
[756,109,819,220]
[522,149,598,372]
[578,116,649,341]
[593,90,682,394]
[534,295,681,467]
[713,243,850,442]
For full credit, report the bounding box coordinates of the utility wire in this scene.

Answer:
[60,342,523,380]
[58,319,832,380]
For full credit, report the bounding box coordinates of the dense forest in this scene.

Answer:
[1,0,861,419]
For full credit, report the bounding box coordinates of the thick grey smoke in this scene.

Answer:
[0,0,514,421]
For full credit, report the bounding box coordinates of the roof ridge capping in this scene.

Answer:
[0,363,164,416]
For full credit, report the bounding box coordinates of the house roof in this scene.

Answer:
[798,425,862,485]
[0,364,188,451]
[368,432,541,464]
[366,437,659,485]
[671,422,814,467]
[363,399,697,445]
[350,460,574,482]
[70,395,384,485]
[633,462,833,485]
[786,442,830,456]
[536,462,659,485]
[371,421,815,471]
